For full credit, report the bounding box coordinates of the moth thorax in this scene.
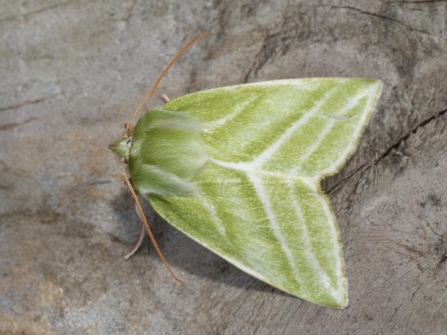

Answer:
[127,109,208,198]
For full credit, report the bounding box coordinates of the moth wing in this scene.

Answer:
[164,78,383,178]
[149,78,382,308]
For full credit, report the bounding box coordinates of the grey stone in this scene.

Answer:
[1,0,447,334]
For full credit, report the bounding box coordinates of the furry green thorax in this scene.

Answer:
[110,108,207,197]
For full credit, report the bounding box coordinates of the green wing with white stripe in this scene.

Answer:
[147,78,382,308]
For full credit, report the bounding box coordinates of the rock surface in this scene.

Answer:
[1,0,447,334]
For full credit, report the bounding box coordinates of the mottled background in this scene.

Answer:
[1,1,447,334]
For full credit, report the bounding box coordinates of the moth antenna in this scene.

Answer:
[123,205,145,260]
[126,31,209,133]
[121,161,184,283]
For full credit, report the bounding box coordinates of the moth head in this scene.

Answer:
[109,124,133,162]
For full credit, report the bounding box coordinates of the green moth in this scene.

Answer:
[110,34,383,309]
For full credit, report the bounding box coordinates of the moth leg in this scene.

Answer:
[123,203,146,260]
[161,94,170,103]
[121,160,183,282]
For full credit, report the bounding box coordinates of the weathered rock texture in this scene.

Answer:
[1,0,447,334]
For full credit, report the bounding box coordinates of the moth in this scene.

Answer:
[110,32,383,309]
